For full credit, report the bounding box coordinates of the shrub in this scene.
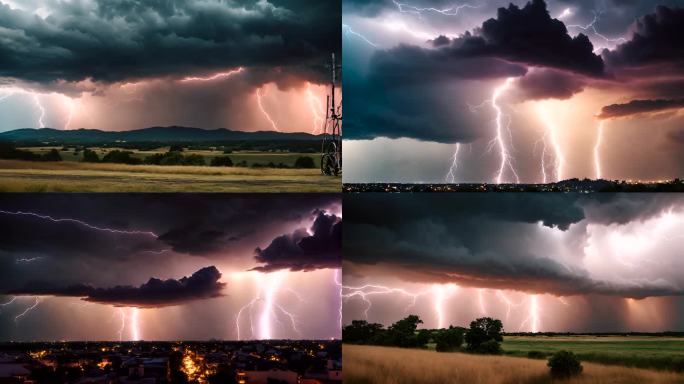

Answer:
[210,156,233,167]
[102,150,142,165]
[472,340,502,355]
[169,144,184,152]
[465,317,503,352]
[548,350,583,379]
[293,156,315,168]
[183,154,206,166]
[81,149,100,163]
[41,149,62,162]
[527,350,545,359]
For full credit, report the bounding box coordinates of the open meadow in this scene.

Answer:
[0,159,340,192]
[343,344,684,384]
[503,335,684,372]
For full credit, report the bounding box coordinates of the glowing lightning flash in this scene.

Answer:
[594,120,605,180]
[306,83,325,134]
[444,143,461,183]
[566,11,627,46]
[32,94,46,128]
[14,297,40,322]
[256,88,279,132]
[130,308,141,341]
[536,104,565,183]
[392,0,479,16]
[342,24,378,48]
[0,210,158,237]
[181,67,245,82]
[491,78,519,184]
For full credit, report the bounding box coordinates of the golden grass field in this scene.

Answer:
[0,160,340,192]
[343,345,684,384]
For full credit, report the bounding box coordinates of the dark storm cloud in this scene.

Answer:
[344,194,684,298]
[253,210,342,272]
[345,0,604,143]
[597,98,684,119]
[0,0,340,84]
[8,266,225,308]
[0,194,340,293]
[603,5,684,76]
[512,69,586,101]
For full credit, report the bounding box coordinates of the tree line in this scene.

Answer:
[343,315,504,354]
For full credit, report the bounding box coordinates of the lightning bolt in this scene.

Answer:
[235,272,301,340]
[63,97,75,130]
[343,283,457,328]
[306,82,325,134]
[256,88,279,132]
[14,297,40,322]
[444,143,461,183]
[0,297,17,308]
[117,308,125,341]
[536,104,565,182]
[130,308,141,341]
[519,295,540,332]
[32,93,46,128]
[594,120,605,179]
[557,8,572,20]
[15,257,43,263]
[342,24,378,48]
[0,210,158,237]
[566,11,627,45]
[489,78,519,184]
[392,0,478,16]
[181,67,244,82]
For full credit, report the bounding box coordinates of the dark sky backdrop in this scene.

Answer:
[343,194,684,332]
[0,194,341,341]
[343,0,684,183]
[0,0,340,133]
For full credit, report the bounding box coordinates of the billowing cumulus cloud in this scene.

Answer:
[344,194,684,298]
[512,68,587,101]
[8,266,226,308]
[253,210,342,272]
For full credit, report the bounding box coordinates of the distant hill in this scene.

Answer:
[0,127,322,143]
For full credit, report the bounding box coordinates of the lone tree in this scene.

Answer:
[386,315,425,348]
[465,317,503,354]
[434,326,465,352]
[548,350,583,379]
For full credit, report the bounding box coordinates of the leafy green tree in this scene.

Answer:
[386,315,426,348]
[465,317,503,353]
[434,326,465,352]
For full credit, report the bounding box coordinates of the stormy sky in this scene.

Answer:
[0,194,341,341]
[343,194,684,332]
[0,0,340,133]
[343,0,684,183]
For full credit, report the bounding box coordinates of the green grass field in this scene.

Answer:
[22,146,321,167]
[0,159,340,192]
[502,336,684,372]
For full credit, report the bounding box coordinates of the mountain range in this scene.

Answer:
[0,127,322,143]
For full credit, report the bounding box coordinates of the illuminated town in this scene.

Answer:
[0,340,341,384]
[343,178,684,193]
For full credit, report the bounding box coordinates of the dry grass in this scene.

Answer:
[343,345,684,384]
[0,160,340,192]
